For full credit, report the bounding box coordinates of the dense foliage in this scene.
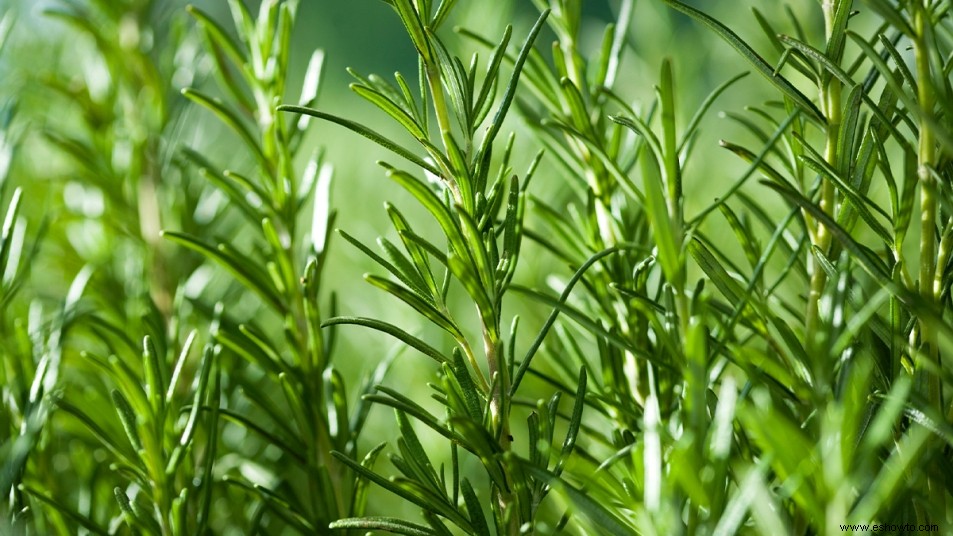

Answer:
[2,0,952,534]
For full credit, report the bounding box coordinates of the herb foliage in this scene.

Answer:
[2,0,952,534]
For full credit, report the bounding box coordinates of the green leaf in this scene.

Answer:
[189,6,254,109]
[261,217,295,292]
[499,175,523,287]
[369,385,457,442]
[560,77,593,136]
[0,187,23,277]
[658,58,681,205]
[659,0,825,124]
[388,203,441,298]
[195,275,222,530]
[600,0,634,88]
[718,203,761,270]
[167,344,215,475]
[299,48,325,111]
[352,83,427,140]
[277,106,441,175]
[141,335,164,416]
[454,205,495,296]
[474,9,550,169]
[111,389,142,453]
[521,463,634,535]
[555,367,586,475]
[332,452,472,529]
[857,0,915,37]
[445,417,506,486]
[222,477,317,533]
[352,443,388,517]
[795,151,893,246]
[393,0,433,62]
[761,180,889,280]
[777,34,854,87]
[460,478,490,536]
[395,411,442,491]
[365,275,463,339]
[853,424,934,521]
[339,229,429,299]
[614,114,682,286]
[449,348,487,419]
[19,484,109,536]
[162,231,285,313]
[543,118,645,203]
[691,110,801,225]
[326,367,351,450]
[445,254,494,332]
[380,236,433,298]
[430,34,473,133]
[737,398,823,519]
[55,399,144,480]
[212,321,290,380]
[679,71,750,155]
[180,149,270,223]
[385,167,473,268]
[226,0,256,45]
[713,463,780,535]
[165,330,196,404]
[688,238,765,332]
[472,26,512,126]
[182,88,266,167]
[330,517,438,535]
[847,31,953,151]
[431,0,457,29]
[510,244,650,396]
[825,0,853,61]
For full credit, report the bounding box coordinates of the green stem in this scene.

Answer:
[484,328,506,437]
[482,319,518,526]
[806,2,843,348]
[425,62,465,205]
[260,54,341,523]
[914,3,939,407]
[912,1,945,523]
[806,98,838,348]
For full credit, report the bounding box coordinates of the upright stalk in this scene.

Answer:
[483,324,516,531]
[552,1,651,413]
[807,1,844,346]
[910,3,946,523]
[277,4,557,531]
[913,2,940,407]
[178,2,365,530]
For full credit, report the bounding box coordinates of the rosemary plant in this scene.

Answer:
[470,0,951,532]
[170,0,384,532]
[1,0,951,534]
[281,0,597,533]
[6,1,215,533]
[5,0,374,533]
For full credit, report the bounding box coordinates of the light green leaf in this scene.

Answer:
[330,517,438,536]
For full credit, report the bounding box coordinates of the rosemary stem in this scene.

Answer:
[807,0,842,345]
[914,1,939,406]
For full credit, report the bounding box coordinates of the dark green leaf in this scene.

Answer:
[659,0,825,123]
